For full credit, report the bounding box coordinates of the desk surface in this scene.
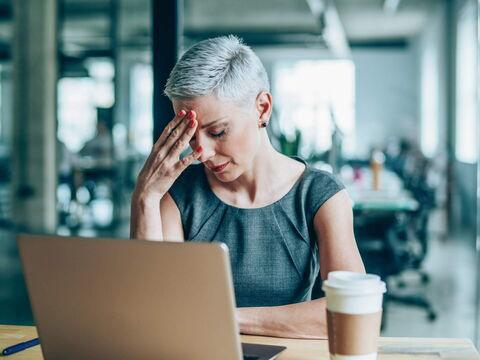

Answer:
[1,325,479,360]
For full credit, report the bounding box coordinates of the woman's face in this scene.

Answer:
[172,94,264,182]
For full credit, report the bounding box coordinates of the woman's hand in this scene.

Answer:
[133,110,202,202]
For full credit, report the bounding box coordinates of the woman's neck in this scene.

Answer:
[208,136,293,207]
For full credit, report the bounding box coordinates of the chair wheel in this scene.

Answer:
[427,312,437,321]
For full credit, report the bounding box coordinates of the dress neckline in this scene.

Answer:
[200,156,309,211]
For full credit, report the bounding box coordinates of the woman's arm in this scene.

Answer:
[237,189,365,338]
[130,192,163,240]
[315,189,365,278]
[237,298,328,339]
[129,109,201,241]
[130,192,184,241]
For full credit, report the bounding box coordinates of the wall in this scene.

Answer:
[450,0,477,234]
[415,1,449,158]
[351,46,419,157]
[413,0,450,234]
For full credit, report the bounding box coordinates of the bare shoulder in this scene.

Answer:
[313,189,352,226]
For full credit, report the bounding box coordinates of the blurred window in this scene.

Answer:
[455,0,477,164]
[0,68,3,139]
[130,63,153,155]
[85,59,115,108]
[273,60,355,157]
[420,43,439,157]
[57,60,114,152]
[0,69,2,139]
[57,78,97,152]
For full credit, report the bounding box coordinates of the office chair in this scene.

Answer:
[385,141,437,286]
[354,152,437,327]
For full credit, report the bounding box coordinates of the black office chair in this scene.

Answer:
[355,148,437,327]
[385,141,437,286]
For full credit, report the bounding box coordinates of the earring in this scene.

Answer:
[259,121,268,128]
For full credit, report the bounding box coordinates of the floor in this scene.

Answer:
[0,227,478,344]
[381,233,477,340]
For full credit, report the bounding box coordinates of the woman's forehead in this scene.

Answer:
[174,95,223,108]
[173,96,232,120]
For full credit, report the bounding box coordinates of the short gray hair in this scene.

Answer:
[164,35,270,106]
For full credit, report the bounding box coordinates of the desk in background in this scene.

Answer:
[1,325,478,360]
[350,189,419,212]
[341,167,419,213]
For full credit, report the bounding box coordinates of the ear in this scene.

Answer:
[255,92,273,127]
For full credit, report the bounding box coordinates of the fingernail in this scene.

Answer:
[188,119,196,128]
[178,110,186,117]
[196,146,203,153]
[187,111,194,120]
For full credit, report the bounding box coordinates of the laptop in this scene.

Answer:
[17,235,286,360]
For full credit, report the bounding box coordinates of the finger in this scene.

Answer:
[154,110,189,150]
[155,109,187,148]
[138,111,189,181]
[158,110,196,154]
[143,113,192,174]
[166,117,199,160]
[161,112,197,159]
[141,111,184,173]
[173,146,203,175]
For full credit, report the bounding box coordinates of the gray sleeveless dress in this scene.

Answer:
[169,158,344,307]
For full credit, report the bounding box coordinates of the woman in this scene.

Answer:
[130,35,365,339]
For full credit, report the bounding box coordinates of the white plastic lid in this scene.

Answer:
[322,271,386,295]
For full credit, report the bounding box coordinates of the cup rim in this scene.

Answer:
[322,271,387,295]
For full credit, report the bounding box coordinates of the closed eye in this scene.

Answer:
[189,130,226,144]
[210,130,226,138]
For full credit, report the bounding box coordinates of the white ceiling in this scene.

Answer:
[184,0,318,33]
[184,0,442,40]
[56,0,446,56]
[335,0,441,41]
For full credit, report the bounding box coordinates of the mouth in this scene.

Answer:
[210,161,230,173]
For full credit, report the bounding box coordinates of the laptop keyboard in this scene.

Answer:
[242,342,286,359]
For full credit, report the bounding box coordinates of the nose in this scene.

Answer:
[198,146,215,163]
[194,134,215,163]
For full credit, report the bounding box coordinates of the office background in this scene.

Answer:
[0,0,480,347]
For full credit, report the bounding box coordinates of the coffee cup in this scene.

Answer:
[322,271,386,360]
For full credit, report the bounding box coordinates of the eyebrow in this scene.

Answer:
[200,116,228,129]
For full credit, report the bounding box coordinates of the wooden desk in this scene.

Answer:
[1,325,479,360]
